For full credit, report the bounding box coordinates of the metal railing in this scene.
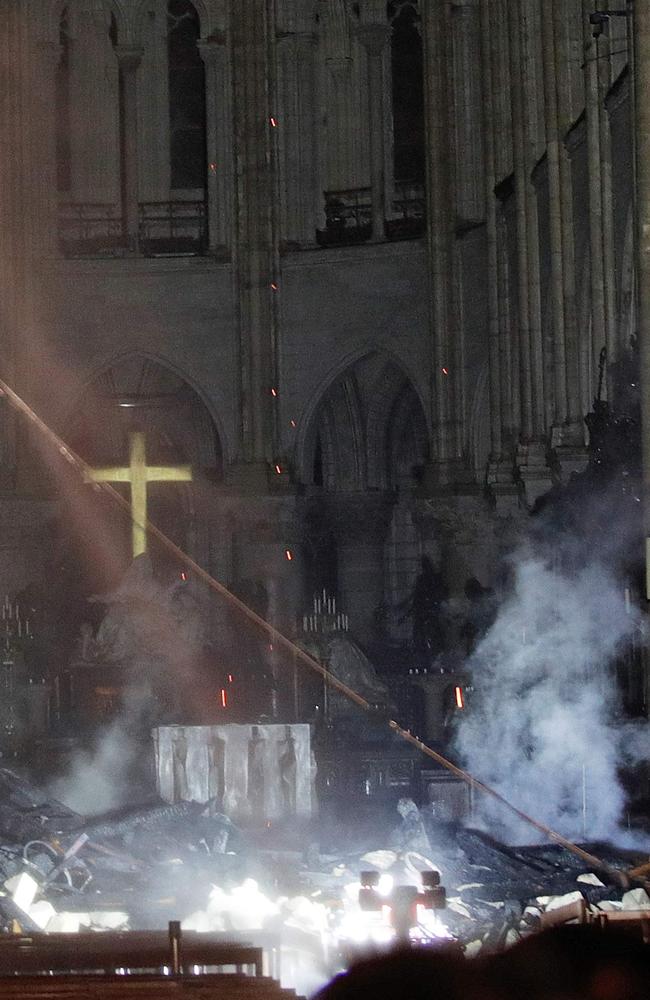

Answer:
[58,202,124,256]
[58,200,208,257]
[316,187,373,246]
[387,179,425,239]
[317,181,425,246]
[138,199,207,256]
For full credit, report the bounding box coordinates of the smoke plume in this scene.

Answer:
[454,554,644,844]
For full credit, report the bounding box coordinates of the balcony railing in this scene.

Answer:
[316,187,373,247]
[58,200,207,258]
[386,179,426,239]
[138,200,207,256]
[316,181,425,247]
[58,202,124,257]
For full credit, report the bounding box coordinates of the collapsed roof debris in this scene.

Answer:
[0,771,647,988]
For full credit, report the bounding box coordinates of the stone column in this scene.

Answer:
[452,1,485,225]
[67,0,121,205]
[595,4,618,372]
[479,0,502,462]
[357,22,390,241]
[552,1,581,432]
[541,5,569,425]
[421,1,461,481]
[115,46,143,252]
[275,24,318,247]
[0,3,25,483]
[518,0,545,440]
[137,0,171,202]
[317,0,357,194]
[634,0,650,596]
[581,1,612,382]
[25,28,60,259]
[507,0,533,439]
[229,0,278,481]
[199,36,232,255]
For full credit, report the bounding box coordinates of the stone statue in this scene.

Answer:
[78,554,206,720]
[324,632,391,714]
[88,554,204,666]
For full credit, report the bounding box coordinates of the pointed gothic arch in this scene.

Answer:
[299,350,430,492]
[67,352,225,475]
[53,353,224,600]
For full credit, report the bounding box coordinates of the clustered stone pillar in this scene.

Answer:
[549,0,581,439]
[479,0,502,463]
[229,0,278,479]
[451,1,485,225]
[421,0,461,483]
[199,35,233,255]
[581,0,617,391]
[67,0,121,205]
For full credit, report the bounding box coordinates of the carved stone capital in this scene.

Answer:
[114,45,143,72]
[198,36,227,65]
[356,23,391,57]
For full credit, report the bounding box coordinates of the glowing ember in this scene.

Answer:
[455,685,465,709]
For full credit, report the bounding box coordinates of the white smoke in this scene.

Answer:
[454,555,644,844]
[49,717,136,815]
[49,687,154,815]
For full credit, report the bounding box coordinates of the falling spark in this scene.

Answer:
[270,282,278,291]
[180,571,187,581]
[220,688,227,708]
[270,116,277,127]
[228,674,233,683]
[455,686,465,710]
[271,387,278,397]
[441,367,449,376]
[275,463,282,474]
[209,162,217,172]
[285,549,293,561]
[290,419,296,428]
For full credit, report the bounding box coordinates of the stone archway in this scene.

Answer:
[53,354,223,603]
[301,351,429,644]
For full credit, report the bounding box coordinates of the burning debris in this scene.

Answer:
[0,771,647,994]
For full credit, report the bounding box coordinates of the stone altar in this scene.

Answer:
[153,723,313,823]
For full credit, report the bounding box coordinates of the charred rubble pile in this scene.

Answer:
[0,769,648,965]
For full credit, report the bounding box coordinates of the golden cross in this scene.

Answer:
[87,430,192,557]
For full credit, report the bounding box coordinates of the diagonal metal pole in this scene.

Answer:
[0,375,641,882]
